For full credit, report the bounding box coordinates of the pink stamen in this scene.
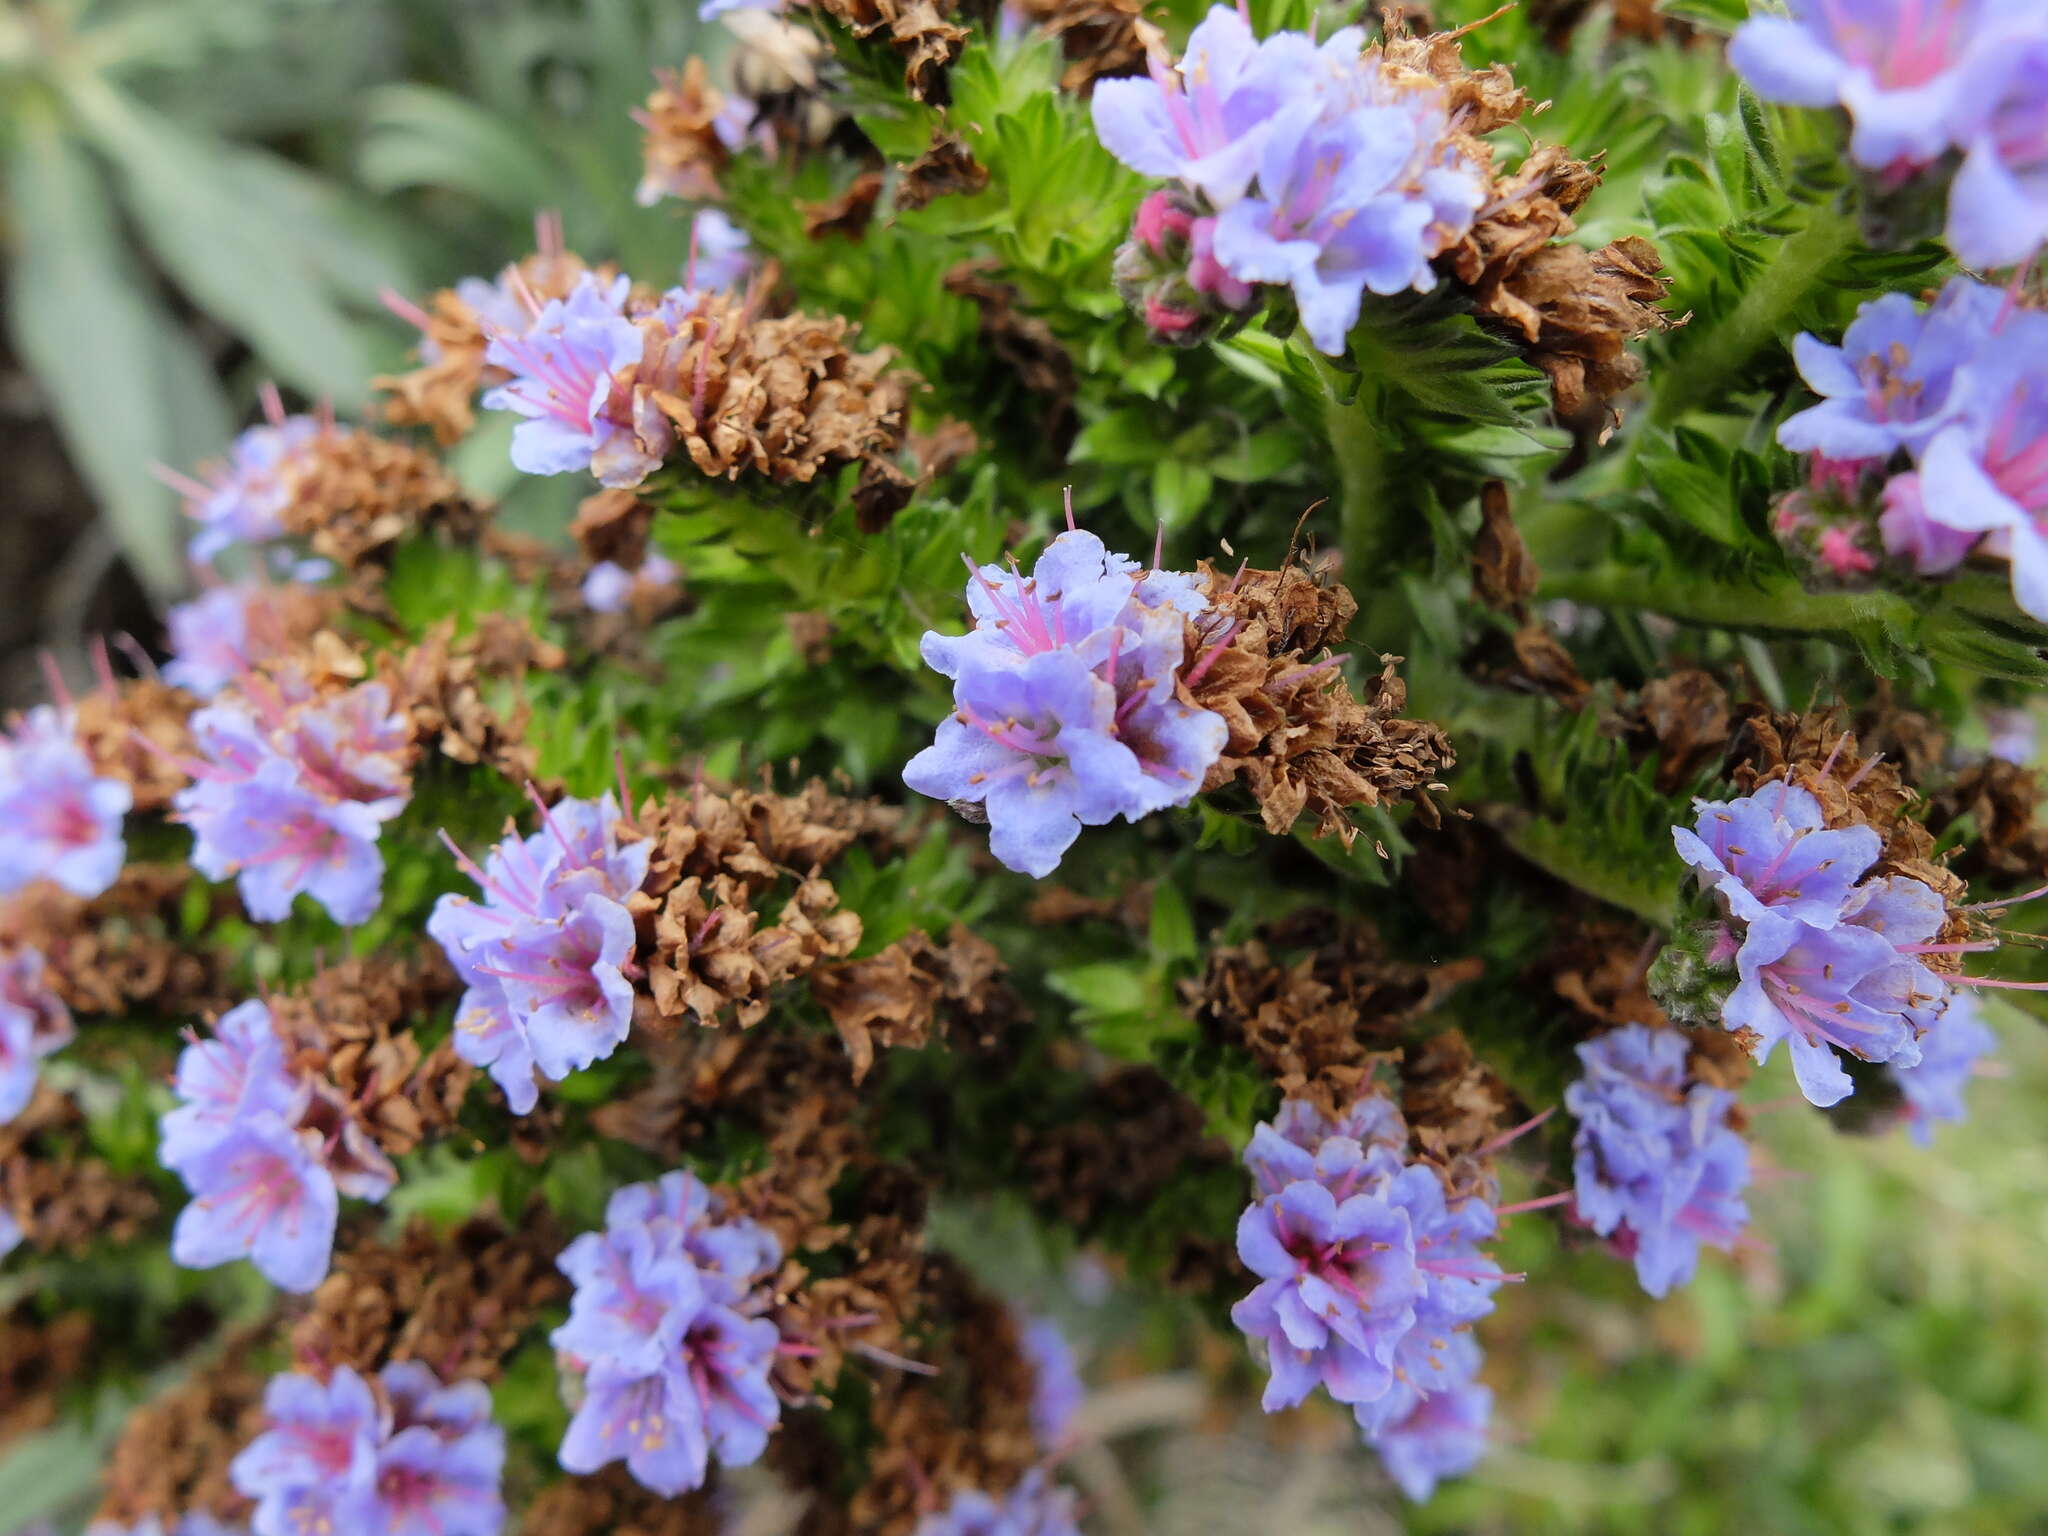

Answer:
[259,381,287,428]
[850,1341,938,1376]
[1063,485,1077,531]
[149,461,216,503]
[1958,881,2048,912]
[1181,619,1243,691]
[1494,1191,1573,1217]
[1475,1105,1554,1157]
[379,287,435,332]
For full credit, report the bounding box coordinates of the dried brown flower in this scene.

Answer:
[278,428,485,577]
[1464,622,1590,710]
[521,1467,731,1536]
[1929,757,2048,885]
[570,487,656,569]
[809,924,1010,1079]
[804,170,887,240]
[375,613,566,785]
[1539,917,1671,1032]
[1010,0,1163,93]
[896,134,989,210]
[0,1303,93,1447]
[1401,1028,1516,1164]
[632,291,916,529]
[1188,919,1482,1115]
[636,60,736,204]
[95,1330,269,1530]
[943,260,1078,447]
[813,0,970,100]
[1614,669,1736,794]
[1471,480,1540,613]
[1181,559,1455,847]
[289,1212,568,1384]
[2,863,228,1019]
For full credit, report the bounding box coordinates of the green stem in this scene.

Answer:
[1651,197,1858,427]
[1305,347,1390,572]
[1541,563,1917,636]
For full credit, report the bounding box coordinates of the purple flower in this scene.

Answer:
[169,1112,339,1293]
[1891,990,1998,1143]
[688,209,753,291]
[375,1362,508,1536]
[176,414,324,563]
[906,526,1227,877]
[912,1469,1084,1536]
[1779,282,1999,460]
[1362,1347,1492,1502]
[163,587,257,698]
[1879,472,1982,573]
[1725,914,1928,1106]
[1727,0,2004,172]
[429,793,649,1112]
[0,705,131,899]
[233,1362,505,1536]
[1232,1163,1423,1411]
[481,274,650,485]
[1673,783,1880,929]
[1021,1316,1084,1449]
[552,1169,783,1495]
[1945,34,2048,267]
[0,947,72,1124]
[1916,311,2048,620]
[582,553,681,614]
[1566,1024,1752,1297]
[159,1000,298,1171]
[231,1367,381,1536]
[1091,7,1310,209]
[0,1206,19,1262]
[174,679,411,926]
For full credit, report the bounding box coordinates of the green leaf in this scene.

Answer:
[67,76,377,403]
[355,82,568,214]
[5,117,227,596]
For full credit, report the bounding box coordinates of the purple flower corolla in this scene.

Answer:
[583,552,681,614]
[1891,990,1998,1143]
[169,1112,339,1293]
[1251,1094,1408,1189]
[1879,472,1983,573]
[1916,314,2048,620]
[428,793,649,1113]
[163,587,257,698]
[159,1000,297,1170]
[1674,783,1880,929]
[176,414,323,563]
[1947,36,2048,266]
[233,1362,504,1536]
[1360,1341,1492,1502]
[906,527,1227,877]
[552,1170,783,1495]
[174,678,411,926]
[1232,1155,1423,1411]
[481,274,649,484]
[911,1469,1084,1536]
[688,209,753,291]
[1566,1024,1752,1297]
[1091,7,1311,209]
[0,947,72,1124]
[0,706,131,900]
[1725,915,1928,1106]
[1779,282,2000,460]
[1021,1315,1085,1449]
[1727,0,2008,172]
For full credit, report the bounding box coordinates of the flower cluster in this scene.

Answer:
[1770,279,2048,621]
[1729,0,2048,270]
[162,582,323,700]
[161,999,397,1292]
[428,791,650,1114]
[550,1170,783,1495]
[473,212,754,489]
[1093,6,1488,351]
[903,523,1227,877]
[1233,1095,1499,1500]
[230,1362,505,1536]
[1673,782,1965,1106]
[0,946,73,1124]
[164,400,326,564]
[174,671,412,925]
[0,704,131,900]
[913,1469,1084,1536]
[1565,1024,1752,1296]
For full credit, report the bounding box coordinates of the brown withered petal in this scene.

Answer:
[814,0,971,100]
[1010,0,1162,94]
[570,487,656,568]
[808,924,1010,1079]
[1401,1028,1517,1164]
[1471,480,1541,613]
[1538,916,1671,1032]
[635,59,735,205]
[277,428,486,575]
[804,170,887,240]
[1618,669,1735,794]
[375,614,566,787]
[1187,920,1481,1116]
[70,677,197,813]
[2,863,228,1019]
[896,134,989,210]
[1464,622,1589,710]
[290,1212,568,1383]
[1928,757,2048,884]
[95,1329,269,1529]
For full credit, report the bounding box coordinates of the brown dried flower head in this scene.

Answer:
[812,0,970,100]
[1010,0,1164,94]
[635,59,738,205]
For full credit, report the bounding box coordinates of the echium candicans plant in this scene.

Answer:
[11,0,2048,1528]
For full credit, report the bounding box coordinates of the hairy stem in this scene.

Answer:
[1540,563,1918,636]
[1305,347,1391,576]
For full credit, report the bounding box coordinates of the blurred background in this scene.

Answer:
[1,2,2044,1530]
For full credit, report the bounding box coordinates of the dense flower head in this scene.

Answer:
[174,671,411,925]
[912,1469,1085,1536]
[1566,1023,1753,1296]
[1675,787,1957,1106]
[1890,989,1999,1144]
[1729,0,2048,268]
[428,791,651,1114]
[904,524,1227,877]
[1094,6,1489,352]
[0,945,73,1124]
[173,409,326,563]
[161,999,394,1293]
[0,703,131,900]
[552,1169,783,1495]
[230,1361,505,1536]
[481,272,652,484]
[1232,1094,1499,1493]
